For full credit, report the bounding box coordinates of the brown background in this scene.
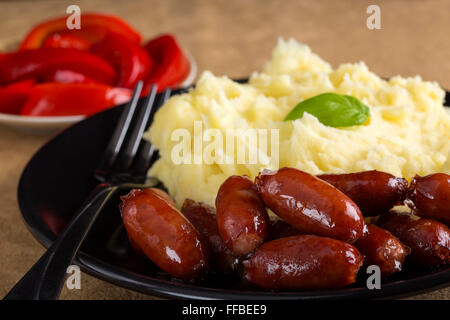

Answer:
[0,0,449,300]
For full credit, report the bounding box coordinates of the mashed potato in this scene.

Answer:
[146,38,450,208]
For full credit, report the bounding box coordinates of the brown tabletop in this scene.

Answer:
[0,0,449,300]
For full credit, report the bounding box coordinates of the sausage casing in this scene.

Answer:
[215,175,270,256]
[269,219,302,240]
[243,235,364,290]
[120,188,209,279]
[376,209,450,267]
[406,173,450,226]
[181,199,236,273]
[318,170,408,217]
[256,168,364,242]
[354,223,409,277]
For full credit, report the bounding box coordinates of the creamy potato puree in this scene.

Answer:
[146,38,450,207]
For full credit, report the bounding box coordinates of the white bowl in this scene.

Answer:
[0,51,197,135]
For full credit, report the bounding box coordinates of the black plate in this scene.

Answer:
[17,88,450,300]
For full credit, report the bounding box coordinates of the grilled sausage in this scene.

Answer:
[120,188,209,279]
[405,173,450,226]
[354,223,409,277]
[269,219,302,240]
[318,170,408,217]
[181,199,236,273]
[376,209,450,267]
[215,175,270,257]
[243,235,364,290]
[127,234,144,254]
[256,168,364,243]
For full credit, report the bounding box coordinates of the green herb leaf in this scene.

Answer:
[283,93,370,127]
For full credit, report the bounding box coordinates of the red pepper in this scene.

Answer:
[4,78,35,89]
[143,34,190,92]
[19,13,141,50]
[40,69,96,84]
[42,33,91,50]
[0,48,117,85]
[90,32,152,89]
[20,83,132,117]
[0,79,35,114]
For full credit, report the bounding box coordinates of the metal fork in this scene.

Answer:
[4,81,169,300]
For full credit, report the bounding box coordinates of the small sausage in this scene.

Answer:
[376,209,450,267]
[125,188,175,256]
[127,234,144,255]
[181,199,236,273]
[256,168,364,243]
[354,223,409,277]
[120,188,209,279]
[243,235,364,290]
[318,170,408,217]
[150,188,177,206]
[215,175,270,257]
[269,219,302,240]
[405,173,450,226]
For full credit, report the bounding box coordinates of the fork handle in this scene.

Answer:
[4,184,118,300]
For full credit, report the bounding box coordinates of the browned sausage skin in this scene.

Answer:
[354,223,409,277]
[376,209,450,267]
[269,219,302,240]
[318,170,408,217]
[181,199,236,273]
[405,173,450,226]
[120,188,209,279]
[256,168,364,243]
[215,175,270,257]
[243,235,364,290]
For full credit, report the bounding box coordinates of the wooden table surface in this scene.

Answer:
[0,0,449,300]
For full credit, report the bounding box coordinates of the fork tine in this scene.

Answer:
[117,84,158,171]
[132,88,172,176]
[97,81,143,173]
[161,87,172,106]
[132,141,154,178]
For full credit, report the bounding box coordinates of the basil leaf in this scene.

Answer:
[283,93,370,127]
